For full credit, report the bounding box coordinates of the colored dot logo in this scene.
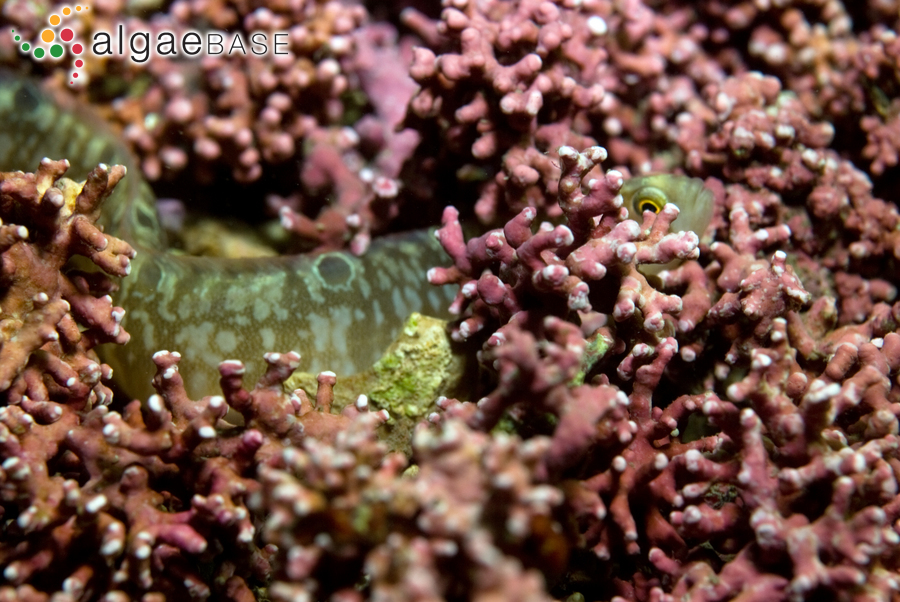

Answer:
[11,5,89,86]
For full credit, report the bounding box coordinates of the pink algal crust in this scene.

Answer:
[726,0,900,176]
[416,15,900,572]
[432,326,900,600]
[0,160,134,406]
[669,71,900,277]
[432,145,698,326]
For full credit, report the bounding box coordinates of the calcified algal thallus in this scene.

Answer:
[0,74,714,401]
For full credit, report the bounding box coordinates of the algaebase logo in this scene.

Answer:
[12,10,288,82]
[11,5,88,86]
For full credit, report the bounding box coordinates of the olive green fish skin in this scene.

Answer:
[0,74,455,401]
[619,173,715,275]
[620,174,715,241]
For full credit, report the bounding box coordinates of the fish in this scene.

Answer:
[619,173,715,274]
[0,73,715,402]
[0,72,456,401]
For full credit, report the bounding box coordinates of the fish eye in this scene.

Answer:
[632,186,668,215]
[638,200,660,214]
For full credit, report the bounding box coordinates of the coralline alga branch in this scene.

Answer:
[1,340,581,601]
[428,138,900,600]
[0,341,399,600]
[0,162,568,600]
[429,146,705,430]
[0,160,134,406]
[2,0,900,596]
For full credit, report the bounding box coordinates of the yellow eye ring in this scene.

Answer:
[632,186,668,215]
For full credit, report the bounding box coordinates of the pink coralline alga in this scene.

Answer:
[4,0,428,254]
[431,135,900,598]
[404,0,608,225]
[0,335,574,601]
[1,0,900,599]
[258,417,569,602]
[0,343,390,601]
[0,160,134,406]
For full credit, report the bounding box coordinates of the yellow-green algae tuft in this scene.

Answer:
[572,328,615,386]
[284,312,475,453]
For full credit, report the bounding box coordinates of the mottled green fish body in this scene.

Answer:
[0,73,455,400]
[114,232,456,400]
